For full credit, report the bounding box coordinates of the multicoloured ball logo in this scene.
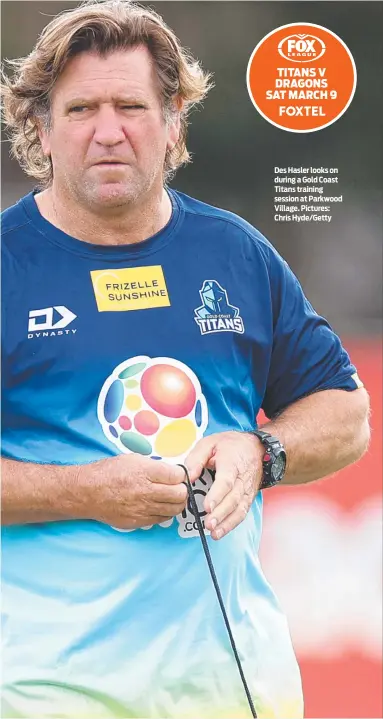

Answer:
[98,356,208,462]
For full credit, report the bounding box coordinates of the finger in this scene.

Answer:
[184,435,217,481]
[148,461,186,486]
[153,501,187,517]
[204,485,241,531]
[112,516,173,530]
[150,515,174,525]
[210,503,248,541]
[150,482,188,504]
[203,449,238,513]
[145,499,186,517]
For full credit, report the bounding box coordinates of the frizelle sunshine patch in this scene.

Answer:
[90,265,170,312]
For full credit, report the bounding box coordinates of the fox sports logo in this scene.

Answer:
[278,34,326,63]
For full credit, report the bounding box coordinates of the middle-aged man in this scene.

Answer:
[1,1,370,718]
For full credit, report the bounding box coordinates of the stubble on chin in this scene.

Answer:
[63,160,163,211]
[73,176,143,211]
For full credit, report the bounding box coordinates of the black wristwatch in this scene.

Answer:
[250,429,286,489]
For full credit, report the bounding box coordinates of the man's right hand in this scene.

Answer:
[80,454,188,530]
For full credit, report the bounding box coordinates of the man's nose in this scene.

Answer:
[93,106,126,145]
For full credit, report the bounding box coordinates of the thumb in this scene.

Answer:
[148,460,186,485]
[184,435,217,482]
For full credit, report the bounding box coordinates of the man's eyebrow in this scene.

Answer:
[64,96,147,107]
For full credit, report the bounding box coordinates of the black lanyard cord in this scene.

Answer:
[177,464,257,718]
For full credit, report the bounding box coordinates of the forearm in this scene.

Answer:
[262,388,370,485]
[1,454,187,530]
[1,457,89,525]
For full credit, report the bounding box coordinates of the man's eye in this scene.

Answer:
[68,104,145,113]
[120,105,145,111]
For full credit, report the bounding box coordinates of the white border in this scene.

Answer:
[246,22,357,134]
[97,355,209,461]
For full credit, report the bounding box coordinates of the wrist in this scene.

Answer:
[68,460,101,520]
[249,429,287,489]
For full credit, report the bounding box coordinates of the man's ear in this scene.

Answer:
[36,117,51,158]
[166,98,184,152]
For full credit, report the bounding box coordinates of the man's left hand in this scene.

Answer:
[185,431,264,540]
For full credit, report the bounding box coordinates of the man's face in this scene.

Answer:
[39,46,180,210]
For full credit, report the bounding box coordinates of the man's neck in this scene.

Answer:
[34,186,173,247]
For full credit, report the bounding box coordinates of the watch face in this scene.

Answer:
[271,453,286,481]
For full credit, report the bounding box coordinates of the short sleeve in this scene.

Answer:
[262,248,363,419]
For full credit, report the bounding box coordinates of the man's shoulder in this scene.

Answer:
[1,193,31,239]
[172,188,274,255]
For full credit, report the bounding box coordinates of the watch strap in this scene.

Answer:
[250,429,286,489]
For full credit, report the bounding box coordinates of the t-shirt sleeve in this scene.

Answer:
[261,247,363,419]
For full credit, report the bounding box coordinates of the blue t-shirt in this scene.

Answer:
[1,189,360,719]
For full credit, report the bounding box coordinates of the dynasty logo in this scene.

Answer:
[28,306,77,339]
[194,280,244,336]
